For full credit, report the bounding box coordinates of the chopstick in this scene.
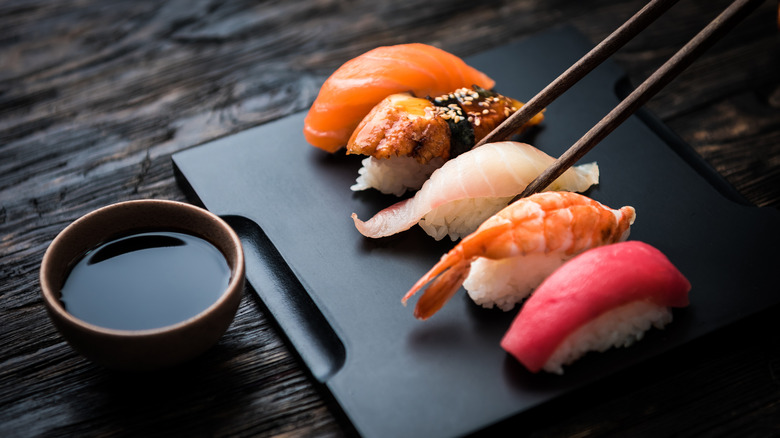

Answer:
[513,0,766,199]
[476,0,681,148]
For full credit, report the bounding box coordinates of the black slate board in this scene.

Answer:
[172,27,780,438]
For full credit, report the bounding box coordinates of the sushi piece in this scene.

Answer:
[500,241,691,374]
[348,87,544,196]
[347,93,451,196]
[351,141,600,241]
[303,43,495,152]
[402,192,636,320]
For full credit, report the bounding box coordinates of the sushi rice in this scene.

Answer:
[418,196,515,241]
[464,252,573,311]
[351,156,445,196]
[543,301,672,374]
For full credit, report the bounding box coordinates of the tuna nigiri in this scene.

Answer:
[501,241,691,374]
[304,43,495,152]
[348,87,544,196]
[402,192,636,320]
[351,141,600,241]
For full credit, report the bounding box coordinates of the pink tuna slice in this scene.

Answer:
[500,241,691,373]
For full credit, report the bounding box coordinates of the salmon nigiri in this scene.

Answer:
[402,192,636,320]
[304,43,495,152]
[351,141,600,241]
[501,241,691,374]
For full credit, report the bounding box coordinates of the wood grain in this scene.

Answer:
[1,1,778,437]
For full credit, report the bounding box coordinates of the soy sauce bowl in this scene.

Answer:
[39,200,245,371]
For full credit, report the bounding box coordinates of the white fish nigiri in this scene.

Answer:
[351,141,599,240]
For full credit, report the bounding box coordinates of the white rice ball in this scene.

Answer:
[543,301,673,374]
[418,196,515,241]
[351,156,444,196]
[464,253,571,311]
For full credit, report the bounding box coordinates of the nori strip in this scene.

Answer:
[428,92,475,158]
[445,116,474,158]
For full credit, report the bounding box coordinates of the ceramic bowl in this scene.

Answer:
[39,200,245,371]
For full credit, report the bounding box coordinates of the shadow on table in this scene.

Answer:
[86,343,254,435]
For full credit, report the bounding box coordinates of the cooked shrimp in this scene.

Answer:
[402,192,636,320]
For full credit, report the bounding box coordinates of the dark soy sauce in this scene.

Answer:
[60,230,231,331]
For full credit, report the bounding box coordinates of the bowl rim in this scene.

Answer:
[39,199,245,338]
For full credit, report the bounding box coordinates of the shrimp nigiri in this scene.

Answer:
[501,241,690,374]
[402,192,636,320]
[351,141,600,241]
[304,43,495,152]
[348,87,544,196]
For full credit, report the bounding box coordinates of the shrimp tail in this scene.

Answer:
[402,219,513,319]
[402,246,470,320]
[413,260,471,320]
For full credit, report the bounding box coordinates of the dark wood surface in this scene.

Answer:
[2,1,779,436]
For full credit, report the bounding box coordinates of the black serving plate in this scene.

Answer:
[172,27,780,438]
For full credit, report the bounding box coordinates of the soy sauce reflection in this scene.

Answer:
[60,231,231,331]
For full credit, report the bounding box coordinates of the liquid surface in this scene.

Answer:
[60,231,231,330]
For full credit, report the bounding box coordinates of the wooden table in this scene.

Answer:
[2,1,779,436]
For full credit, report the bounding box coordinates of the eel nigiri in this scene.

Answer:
[348,87,544,196]
[501,241,691,374]
[351,141,600,241]
[402,192,636,320]
[304,43,495,153]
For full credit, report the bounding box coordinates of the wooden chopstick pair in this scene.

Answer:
[477,0,767,199]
